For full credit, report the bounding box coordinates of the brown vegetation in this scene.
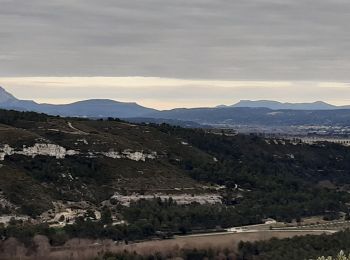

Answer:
[0,231,329,260]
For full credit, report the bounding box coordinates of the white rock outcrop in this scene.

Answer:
[0,145,14,160]
[102,151,122,159]
[123,150,157,161]
[112,193,222,206]
[0,143,79,161]
[102,150,157,161]
[0,144,156,162]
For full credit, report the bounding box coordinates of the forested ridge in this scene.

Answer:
[155,124,350,222]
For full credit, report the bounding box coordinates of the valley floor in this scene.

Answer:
[0,226,336,260]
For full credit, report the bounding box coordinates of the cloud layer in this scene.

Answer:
[1,0,350,80]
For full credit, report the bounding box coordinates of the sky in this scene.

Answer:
[1,0,350,109]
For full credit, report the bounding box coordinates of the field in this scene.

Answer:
[1,230,334,260]
[117,230,333,255]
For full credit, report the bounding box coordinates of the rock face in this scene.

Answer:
[102,150,157,161]
[0,143,79,160]
[112,193,222,206]
[20,144,79,159]
[0,144,157,162]
[0,145,13,160]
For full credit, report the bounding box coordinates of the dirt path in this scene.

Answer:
[67,122,89,135]
[46,122,89,135]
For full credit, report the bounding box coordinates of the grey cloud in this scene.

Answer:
[1,0,350,80]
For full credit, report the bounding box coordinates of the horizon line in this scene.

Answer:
[1,77,350,109]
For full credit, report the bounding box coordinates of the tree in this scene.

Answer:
[100,207,112,225]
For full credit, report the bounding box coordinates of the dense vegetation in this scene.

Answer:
[237,230,350,260]
[122,198,260,234]
[0,109,49,125]
[154,124,350,222]
[0,198,258,247]
[2,110,350,256]
[0,207,141,247]
[2,109,350,223]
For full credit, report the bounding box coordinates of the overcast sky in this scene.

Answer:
[1,0,350,108]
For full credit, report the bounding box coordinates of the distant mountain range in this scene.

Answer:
[148,107,350,126]
[2,86,350,126]
[228,100,350,110]
[214,100,350,110]
[0,86,156,118]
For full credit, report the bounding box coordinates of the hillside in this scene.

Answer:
[2,109,350,252]
[0,109,214,217]
[1,109,350,217]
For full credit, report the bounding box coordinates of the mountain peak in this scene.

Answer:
[313,101,328,104]
[0,86,8,93]
[0,86,17,104]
